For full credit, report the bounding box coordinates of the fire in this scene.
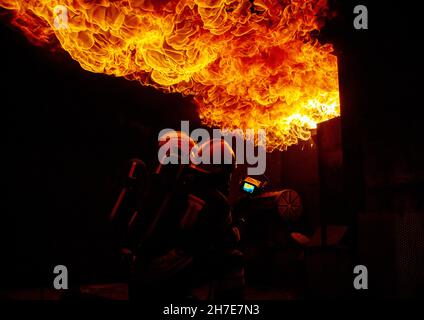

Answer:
[0,0,339,151]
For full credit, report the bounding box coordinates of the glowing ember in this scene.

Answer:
[0,0,340,151]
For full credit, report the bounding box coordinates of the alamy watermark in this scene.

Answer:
[52,4,367,32]
[158,121,267,176]
[353,265,368,290]
[53,5,69,30]
[53,265,68,290]
[354,5,368,30]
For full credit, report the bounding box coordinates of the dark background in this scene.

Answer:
[1,0,423,296]
[1,13,201,287]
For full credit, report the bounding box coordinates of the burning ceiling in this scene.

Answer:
[0,0,340,151]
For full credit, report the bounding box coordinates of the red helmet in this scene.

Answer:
[158,130,196,159]
[193,138,236,175]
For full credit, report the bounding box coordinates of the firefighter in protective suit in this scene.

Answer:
[128,135,244,300]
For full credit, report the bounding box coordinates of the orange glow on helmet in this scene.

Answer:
[193,138,236,175]
[158,130,197,157]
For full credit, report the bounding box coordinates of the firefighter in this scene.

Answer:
[129,136,244,300]
[188,138,245,300]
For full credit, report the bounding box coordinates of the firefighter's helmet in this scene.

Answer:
[193,138,236,175]
[158,131,196,158]
[157,131,197,175]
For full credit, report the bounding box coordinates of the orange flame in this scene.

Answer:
[0,0,339,151]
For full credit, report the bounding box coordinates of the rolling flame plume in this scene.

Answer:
[0,0,340,151]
